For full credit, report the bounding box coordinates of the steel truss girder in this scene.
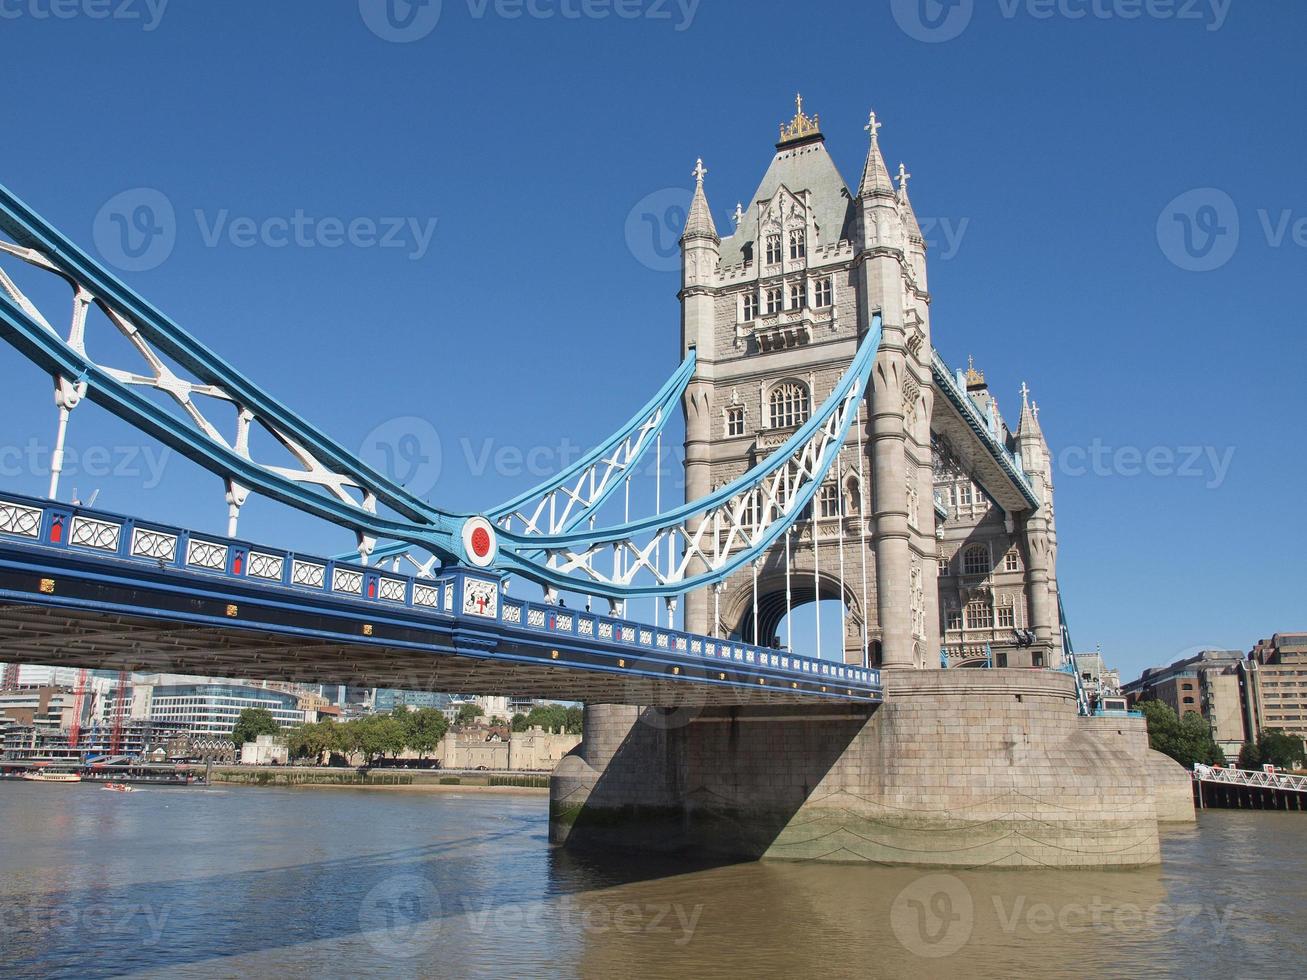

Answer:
[358,349,695,570]
[0,183,464,556]
[490,318,883,599]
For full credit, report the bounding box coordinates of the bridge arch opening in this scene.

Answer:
[723,571,866,664]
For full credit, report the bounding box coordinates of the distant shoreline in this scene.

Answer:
[282,781,548,796]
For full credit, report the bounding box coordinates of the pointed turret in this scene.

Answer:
[682,158,719,243]
[1017,382,1043,441]
[896,162,924,244]
[857,110,895,200]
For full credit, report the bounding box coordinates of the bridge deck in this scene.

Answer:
[0,493,881,706]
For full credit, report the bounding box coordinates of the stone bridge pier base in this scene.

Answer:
[550,669,1194,868]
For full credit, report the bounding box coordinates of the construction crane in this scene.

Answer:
[66,667,90,749]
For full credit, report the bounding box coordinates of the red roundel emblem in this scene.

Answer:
[470,527,491,559]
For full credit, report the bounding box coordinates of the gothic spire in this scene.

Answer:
[897,161,924,244]
[682,158,719,243]
[1018,382,1043,439]
[857,110,895,199]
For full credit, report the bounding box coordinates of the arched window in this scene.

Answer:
[962,545,990,577]
[845,475,862,514]
[769,382,809,429]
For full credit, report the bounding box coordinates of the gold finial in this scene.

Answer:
[779,93,822,145]
[965,355,986,389]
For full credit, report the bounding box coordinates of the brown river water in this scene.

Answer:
[0,782,1302,978]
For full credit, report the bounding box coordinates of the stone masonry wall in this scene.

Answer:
[551,670,1192,868]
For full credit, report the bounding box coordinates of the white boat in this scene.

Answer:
[21,771,82,783]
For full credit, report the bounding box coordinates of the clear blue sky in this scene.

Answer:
[0,0,1302,681]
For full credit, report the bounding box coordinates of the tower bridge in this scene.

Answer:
[0,97,1194,868]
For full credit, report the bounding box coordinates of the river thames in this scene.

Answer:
[0,783,1303,978]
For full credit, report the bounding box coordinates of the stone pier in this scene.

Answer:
[550,669,1193,868]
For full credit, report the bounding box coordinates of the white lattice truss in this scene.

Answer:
[1193,764,1307,793]
[496,408,666,537]
[534,372,868,593]
[0,240,382,547]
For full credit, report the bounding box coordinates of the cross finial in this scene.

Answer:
[732,202,744,227]
[968,355,975,371]
[796,92,803,116]
[1032,401,1041,420]
[1020,381,1030,407]
[693,158,707,185]
[897,162,911,194]
[865,110,883,142]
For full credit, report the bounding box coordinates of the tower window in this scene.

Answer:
[1004,549,1020,572]
[963,545,990,577]
[742,292,758,321]
[813,277,832,308]
[765,287,783,315]
[946,608,963,632]
[769,382,810,429]
[789,229,806,260]
[965,600,993,630]
[740,490,758,529]
[765,234,782,265]
[997,602,1015,629]
[957,482,974,507]
[726,406,745,437]
[818,484,839,519]
[789,283,805,310]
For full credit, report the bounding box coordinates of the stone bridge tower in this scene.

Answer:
[679,98,937,670]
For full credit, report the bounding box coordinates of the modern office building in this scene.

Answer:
[135,682,305,737]
[373,689,453,714]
